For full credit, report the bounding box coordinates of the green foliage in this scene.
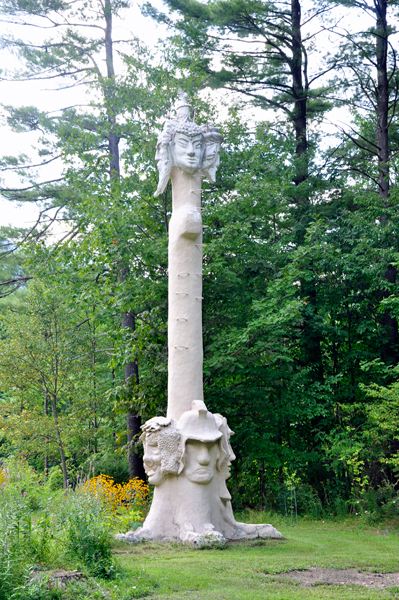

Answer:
[47,467,64,491]
[0,455,124,599]
[0,226,30,304]
[0,460,58,599]
[91,453,130,485]
[0,281,117,483]
[1,0,399,517]
[58,492,115,578]
[0,499,29,600]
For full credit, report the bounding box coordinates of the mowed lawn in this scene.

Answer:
[114,517,399,600]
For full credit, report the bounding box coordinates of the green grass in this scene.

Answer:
[112,515,399,600]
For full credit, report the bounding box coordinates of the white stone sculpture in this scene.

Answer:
[119,91,281,544]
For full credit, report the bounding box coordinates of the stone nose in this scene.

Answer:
[143,455,154,467]
[197,447,211,465]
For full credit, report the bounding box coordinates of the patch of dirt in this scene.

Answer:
[276,567,399,588]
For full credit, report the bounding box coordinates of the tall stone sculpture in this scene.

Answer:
[124,91,281,543]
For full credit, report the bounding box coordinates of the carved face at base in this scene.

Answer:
[172,132,203,173]
[184,439,219,484]
[143,435,164,485]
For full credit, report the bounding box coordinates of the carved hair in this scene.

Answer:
[203,127,224,144]
[141,418,182,476]
[156,426,181,475]
[171,121,203,138]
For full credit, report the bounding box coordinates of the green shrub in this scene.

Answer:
[47,467,64,491]
[333,496,348,518]
[58,491,115,578]
[296,483,325,519]
[0,461,62,599]
[352,483,399,522]
[14,578,63,600]
[1,457,44,510]
[92,454,130,485]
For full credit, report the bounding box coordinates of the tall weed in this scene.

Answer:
[58,491,115,578]
[0,489,31,599]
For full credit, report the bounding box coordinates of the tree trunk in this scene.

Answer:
[290,0,323,385]
[374,0,398,360]
[375,0,389,201]
[44,387,49,478]
[90,310,98,453]
[104,0,120,178]
[103,2,144,475]
[51,393,68,488]
[291,0,308,191]
[122,311,146,481]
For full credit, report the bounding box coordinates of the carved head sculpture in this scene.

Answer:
[140,417,182,485]
[154,90,223,197]
[214,414,236,478]
[177,400,223,485]
[202,126,224,184]
[214,414,236,502]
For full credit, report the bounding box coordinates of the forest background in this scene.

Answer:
[0,0,398,517]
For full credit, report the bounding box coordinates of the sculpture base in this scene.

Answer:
[116,521,281,546]
[116,476,281,545]
[128,403,282,546]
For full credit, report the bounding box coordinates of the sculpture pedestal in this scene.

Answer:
[119,403,281,545]
[134,475,281,543]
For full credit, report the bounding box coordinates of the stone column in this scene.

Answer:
[168,167,203,420]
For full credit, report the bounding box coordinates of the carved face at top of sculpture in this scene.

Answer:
[202,128,224,184]
[171,131,203,174]
[153,91,223,197]
[177,400,222,485]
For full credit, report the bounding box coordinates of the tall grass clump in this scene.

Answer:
[0,502,27,599]
[0,458,150,593]
[59,485,116,578]
[0,464,36,599]
[57,474,149,577]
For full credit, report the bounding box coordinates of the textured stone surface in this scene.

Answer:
[134,401,282,542]
[167,168,204,420]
